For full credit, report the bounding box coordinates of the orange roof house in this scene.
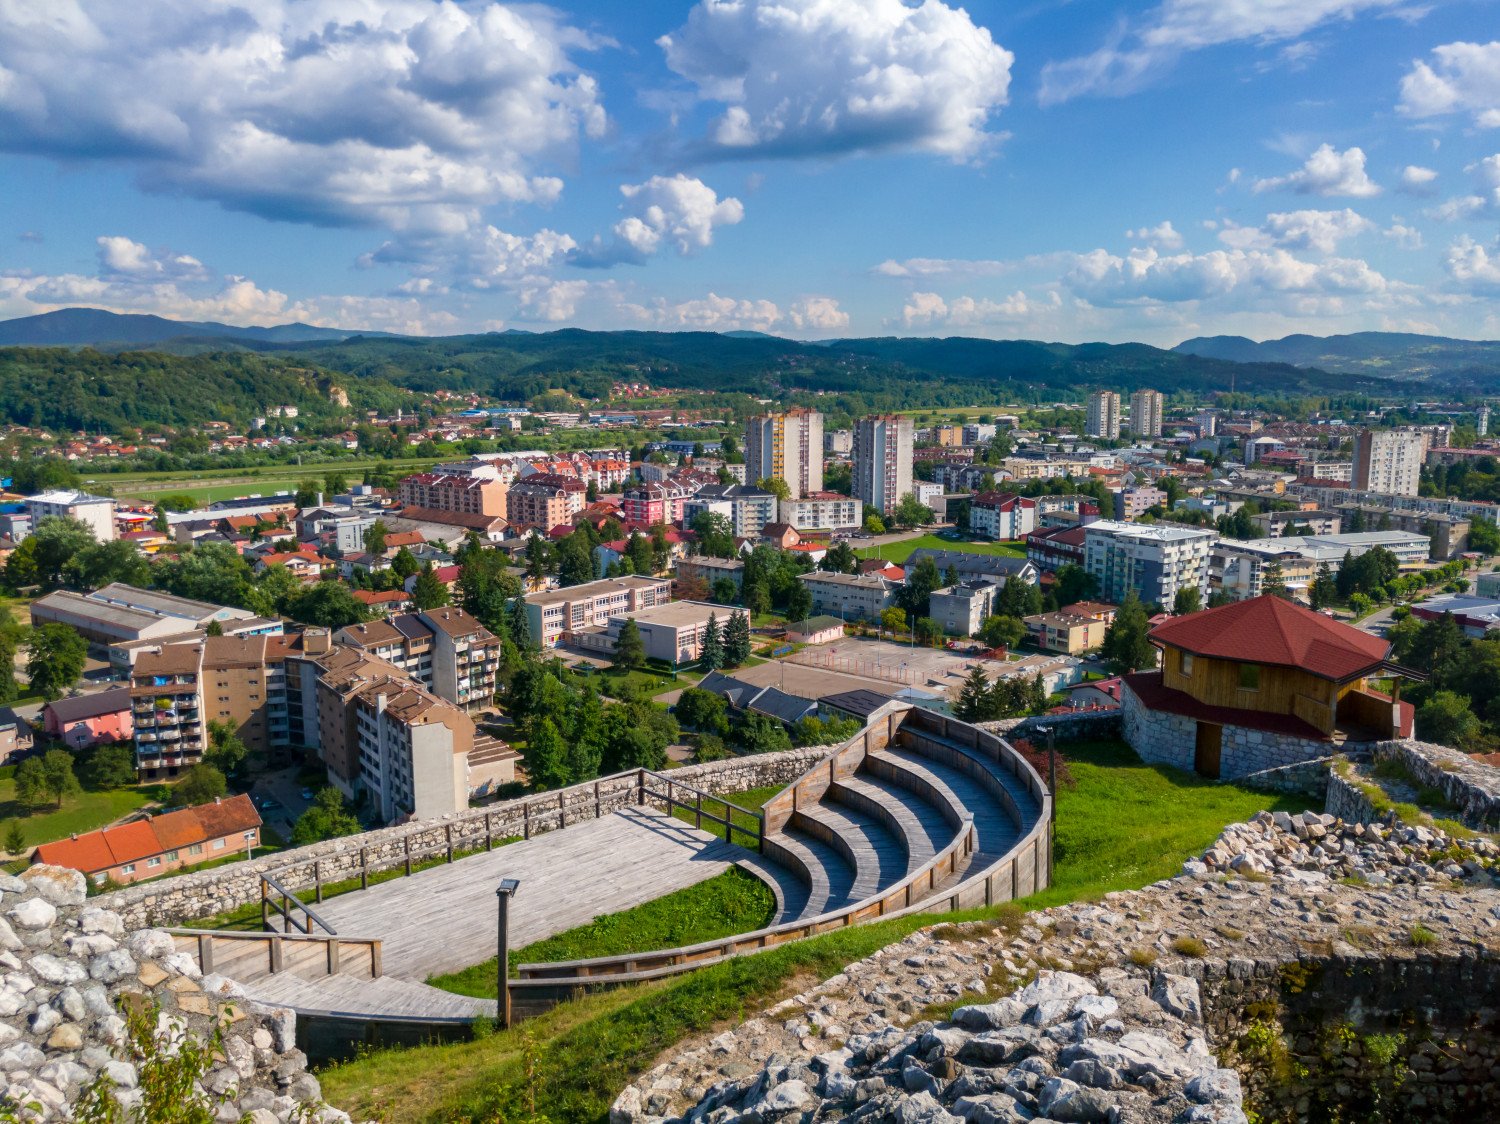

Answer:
[1121,595,1411,781]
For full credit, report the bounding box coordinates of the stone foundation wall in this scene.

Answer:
[98,746,830,930]
[1235,757,1337,799]
[1371,740,1500,831]
[982,710,1123,743]
[1325,769,1381,823]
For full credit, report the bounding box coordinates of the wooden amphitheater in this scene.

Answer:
[160,702,1052,1047]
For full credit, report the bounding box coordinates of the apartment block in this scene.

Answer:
[1352,428,1428,497]
[1086,391,1121,440]
[853,414,914,517]
[522,575,672,648]
[928,580,1000,638]
[935,425,965,447]
[1113,486,1167,522]
[26,490,116,542]
[1083,520,1216,607]
[680,484,778,537]
[825,429,854,455]
[779,492,861,531]
[506,473,586,528]
[745,409,823,498]
[335,608,500,712]
[1024,611,1107,654]
[797,570,900,621]
[968,493,1037,540]
[621,480,696,526]
[1129,389,1164,438]
[397,473,508,519]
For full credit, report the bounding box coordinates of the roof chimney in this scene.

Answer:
[214,796,221,804]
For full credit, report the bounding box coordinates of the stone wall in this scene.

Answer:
[1371,739,1500,831]
[98,746,830,931]
[1121,682,1338,779]
[1325,768,1380,824]
[982,710,1122,743]
[1234,756,1338,799]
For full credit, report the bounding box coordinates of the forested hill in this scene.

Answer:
[0,348,407,431]
[1174,331,1500,386]
[268,329,1371,402]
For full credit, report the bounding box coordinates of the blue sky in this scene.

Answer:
[1,0,1498,345]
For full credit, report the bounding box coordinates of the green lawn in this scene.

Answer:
[856,532,1027,564]
[667,783,781,843]
[429,867,777,998]
[0,780,165,852]
[318,742,1307,1123]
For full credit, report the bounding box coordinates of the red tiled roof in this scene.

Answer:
[34,795,262,875]
[1148,595,1390,681]
[1123,671,1332,741]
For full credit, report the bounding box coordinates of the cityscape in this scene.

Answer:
[0,2,1496,1123]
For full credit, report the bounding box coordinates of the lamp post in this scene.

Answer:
[495,878,521,1028]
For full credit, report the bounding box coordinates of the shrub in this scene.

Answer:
[1408,924,1437,948]
[1128,947,1158,967]
[1170,936,1207,958]
[1010,738,1076,790]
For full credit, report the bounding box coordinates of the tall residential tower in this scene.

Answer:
[853,414,914,517]
[745,409,823,498]
[1086,391,1121,440]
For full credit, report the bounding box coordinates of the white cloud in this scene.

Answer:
[1062,246,1387,305]
[1252,144,1381,197]
[633,293,785,333]
[516,280,594,323]
[1424,154,1500,221]
[659,0,1013,160]
[95,236,209,281]
[1399,165,1439,194]
[1125,221,1185,249]
[785,296,850,332]
[1445,236,1500,292]
[901,292,949,326]
[1040,0,1405,104]
[0,0,606,235]
[874,257,1011,279]
[1383,223,1424,250]
[575,175,744,267]
[1222,208,1373,253]
[1399,41,1500,127]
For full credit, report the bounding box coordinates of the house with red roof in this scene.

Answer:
[32,793,261,885]
[1121,595,1413,780]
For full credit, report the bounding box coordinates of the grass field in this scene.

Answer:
[856,532,1028,564]
[91,456,444,504]
[0,779,166,852]
[318,741,1307,1123]
[429,867,777,998]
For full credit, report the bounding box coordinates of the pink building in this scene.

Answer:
[43,687,134,750]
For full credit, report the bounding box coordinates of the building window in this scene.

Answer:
[1238,663,1260,691]
[165,850,178,862]
[213,839,226,850]
[188,844,203,856]
[146,857,161,868]
[1180,652,1194,676]
[120,864,136,875]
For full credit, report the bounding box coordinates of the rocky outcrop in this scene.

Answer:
[0,865,337,1122]
[615,810,1498,1124]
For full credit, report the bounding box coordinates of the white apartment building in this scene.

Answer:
[680,484,778,537]
[928,580,1000,638]
[1130,389,1164,438]
[1083,520,1216,608]
[797,571,900,622]
[853,414,914,516]
[1086,391,1121,440]
[26,490,116,542]
[1352,428,1428,497]
[745,409,823,498]
[779,492,861,531]
[825,429,854,455]
[521,575,672,648]
[968,493,1037,540]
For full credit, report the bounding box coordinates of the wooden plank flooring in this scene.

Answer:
[310,805,752,981]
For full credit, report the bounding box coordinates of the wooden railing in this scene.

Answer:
[165,927,382,982]
[261,874,338,936]
[637,770,765,851]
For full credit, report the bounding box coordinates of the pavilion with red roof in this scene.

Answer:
[1121,595,1412,779]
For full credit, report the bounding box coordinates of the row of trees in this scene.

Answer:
[953,667,1050,723]
[673,686,863,756]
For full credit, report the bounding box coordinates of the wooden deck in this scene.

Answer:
[310,805,752,981]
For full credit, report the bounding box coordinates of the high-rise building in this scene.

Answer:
[1083,520,1216,608]
[1195,410,1217,437]
[853,414,914,517]
[1479,405,1490,437]
[1086,391,1121,440]
[745,409,823,498]
[1352,428,1428,497]
[1129,389,1164,437]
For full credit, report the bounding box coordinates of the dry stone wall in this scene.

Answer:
[99,746,830,931]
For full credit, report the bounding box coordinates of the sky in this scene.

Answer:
[0,0,1498,346]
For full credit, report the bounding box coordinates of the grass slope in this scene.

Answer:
[429,867,777,999]
[856,533,1027,565]
[0,779,164,851]
[318,740,1308,1123]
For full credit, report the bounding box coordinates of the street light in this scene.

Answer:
[495,878,521,1028]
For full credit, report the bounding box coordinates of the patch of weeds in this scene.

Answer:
[1128,947,1158,968]
[929,904,1025,946]
[1236,868,1272,884]
[1363,1032,1406,1069]
[1337,874,1367,887]
[1415,785,1455,811]
[1373,758,1417,786]
[1279,962,1320,995]
[1215,925,1247,941]
[1170,936,1207,958]
[1340,925,1380,949]
[1408,924,1437,948]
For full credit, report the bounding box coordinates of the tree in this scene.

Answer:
[756,476,792,502]
[1173,586,1203,615]
[412,563,451,610]
[363,520,389,555]
[996,575,1042,619]
[710,576,739,605]
[900,555,943,620]
[78,743,137,790]
[28,517,97,588]
[40,749,80,809]
[1261,561,1291,601]
[724,610,752,666]
[0,605,20,705]
[205,719,250,775]
[675,687,730,736]
[737,712,792,754]
[290,786,362,845]
[1469,517,1500,556]
[793,714,862,746]
[1308,562,1338,610]
[785,580,814,623]
[880,606,908,636]
[893,493,934,529]
[743,577,771,616]
[287,581,369,628]
[16,756,54,809]
[508,597,533,650]
[1415,690,1480,749]
[863,513,886,535]
[614,618,646,671]
[690,511,738,559]
[821,541,858,575]
[323,471,349,497]
[978,614,1025,649]
[295,479,322,507]
[3,822,24,857]
[586,479,599,503]
[556,533,595,587]
[153,543,256,607]
[1101,590,1156,674]
[522,717,572,790]
[955,666,993,721]
[25,622,88,701]
[701,613,725,670]
[176,763,226,806]
[67,539,149,589]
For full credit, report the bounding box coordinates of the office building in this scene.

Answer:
[1083,520,1216,607]
[522,575,672,648]
[1086,391,1121,440]
[1352,428,1428,497]
[25,490,116,542]
[571,601,748,664]
[1130,389,1164,437]
[745,409,823,499]
[853,414,914,517]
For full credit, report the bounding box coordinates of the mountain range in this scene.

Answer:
[0,307,401,347]
[1173,331,1500,383]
